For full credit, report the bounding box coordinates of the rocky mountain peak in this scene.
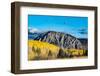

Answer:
[34,31,83,49]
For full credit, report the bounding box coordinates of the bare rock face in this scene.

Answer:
[34,31,83,49]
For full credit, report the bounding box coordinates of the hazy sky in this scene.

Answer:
[28,15,88,38]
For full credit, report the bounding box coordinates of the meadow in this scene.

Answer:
[28,40,87,60]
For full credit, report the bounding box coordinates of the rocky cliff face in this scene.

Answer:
[34,31,83,49]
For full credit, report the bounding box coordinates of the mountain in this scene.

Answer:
[28,32,40,39]
[28,28,41,39]
[78,38,88,51]
[33,31,83,50]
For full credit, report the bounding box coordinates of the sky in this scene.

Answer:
[28,15,88,38]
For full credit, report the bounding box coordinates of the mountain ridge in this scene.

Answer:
[30,31,83,50]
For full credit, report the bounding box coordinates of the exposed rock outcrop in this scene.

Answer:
[34,31,83,49]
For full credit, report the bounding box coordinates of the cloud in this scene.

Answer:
[78,28,87,35]
[28,27,39,33]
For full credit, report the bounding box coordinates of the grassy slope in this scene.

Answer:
[28,40,60,60]
[28,40,87,60]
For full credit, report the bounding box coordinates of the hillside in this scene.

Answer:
[28,40,60,60]
[28,40,86,60]
[28,31,88,60]
[78,38,88,51]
